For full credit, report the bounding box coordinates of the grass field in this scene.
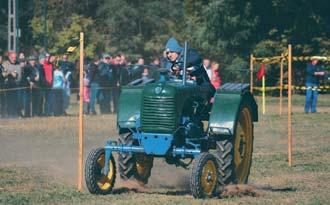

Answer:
[0,94,329,205]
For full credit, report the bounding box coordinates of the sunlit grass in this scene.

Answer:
[0,94,329,204]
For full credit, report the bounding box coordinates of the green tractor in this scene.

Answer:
[85,46,258,198]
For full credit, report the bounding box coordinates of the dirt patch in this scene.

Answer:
[220,184,261,198]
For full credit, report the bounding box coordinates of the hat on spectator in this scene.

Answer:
[165,37,182,53]
[38,54,45,61]
[28,55,37,61]
[102,53,111,59]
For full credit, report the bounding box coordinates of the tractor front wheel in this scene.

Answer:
[85,147,116,194]
[190,153,219,198]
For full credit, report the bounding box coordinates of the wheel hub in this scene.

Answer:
[97,154,114,190]
[238,134,246,158]
[206,171,213,182]
[201,160,217,195]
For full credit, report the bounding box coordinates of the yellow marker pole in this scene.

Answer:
[250,54,254,93]
[262,75,265,114]
[78,32,84,191]
[288,44,293,167]
[279,54,284,115]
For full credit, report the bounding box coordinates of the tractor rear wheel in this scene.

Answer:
[190,153,219,198]
[118,132,154,184]
[216,103,254,185]
[85,147,116,194]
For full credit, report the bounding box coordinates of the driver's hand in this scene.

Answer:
[171,64,180,71]
[171,69,180,76]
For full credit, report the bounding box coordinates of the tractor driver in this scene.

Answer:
[164,37,215,100]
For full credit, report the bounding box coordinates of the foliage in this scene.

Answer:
[94,0,184,60]
[1,0,329,81]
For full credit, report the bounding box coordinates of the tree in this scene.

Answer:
[96,0,184,60]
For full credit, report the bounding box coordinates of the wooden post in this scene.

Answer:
[262,75,266,114]
[279,54,284,115]
[78,32,84,191]
[288,44,292,166]
[250,54,254,93]
[30,84,33,117]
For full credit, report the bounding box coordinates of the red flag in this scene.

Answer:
[257,64,266,80]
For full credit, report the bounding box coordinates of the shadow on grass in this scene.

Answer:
[111,183,297,197]
[112,187,191,196]
[252,183,297,192]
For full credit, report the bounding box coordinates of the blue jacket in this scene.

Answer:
[306,63,324,85]
[164,40,215,98]
[165,37,201,72]
[165,48,202,73]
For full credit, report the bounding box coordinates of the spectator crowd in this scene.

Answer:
[0,50,222,119]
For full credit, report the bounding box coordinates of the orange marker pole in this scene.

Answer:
[288,44,292,166]
[78,32,84,191]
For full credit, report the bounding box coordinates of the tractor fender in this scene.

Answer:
[208,83,258,136]
[117,86,143,133]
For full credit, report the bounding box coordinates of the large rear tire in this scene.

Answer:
[85,148,116,195]
[118,133,153,184]
[216,103,254,185]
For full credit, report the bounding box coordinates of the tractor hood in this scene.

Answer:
[141,82,199,134]
[117,81,199,133]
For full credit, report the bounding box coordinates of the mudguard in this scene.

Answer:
[117,86,143,132]
[208,83,258,136]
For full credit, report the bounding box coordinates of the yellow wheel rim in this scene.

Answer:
[234,107,253,183]
[135,154,153,178]
[201,160,217,196]
[96,154,114,191]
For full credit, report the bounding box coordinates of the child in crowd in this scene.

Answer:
[83,71,90,115]
[52,64,64,116]
[141,67,149,83]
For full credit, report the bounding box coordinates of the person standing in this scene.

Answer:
[52,65,64,116]
[137,57,145,65]
[2,51,22,118]
[304,58,325,113]
[111,54,122,113]
[43,53,55,116]
[202,58,212,80]
[36,54,46,116]
[0,52,6,117]
[59,54,74,114]
[150,56,160,68]
[98,54,113,114]
[83,71,90,115]
[210,62,222,89]
[27,55,42,117]
[88,56,101,115]
[20,58,33,117]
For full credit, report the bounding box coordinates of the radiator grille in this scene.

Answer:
[141,96,176,133]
